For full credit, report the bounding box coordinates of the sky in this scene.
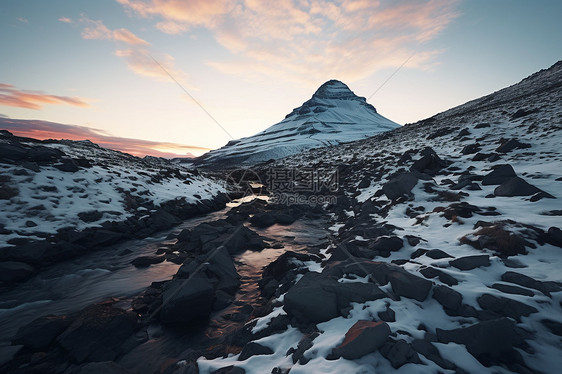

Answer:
[1,0,561,158]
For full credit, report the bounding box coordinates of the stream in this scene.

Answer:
[0,201,329,371]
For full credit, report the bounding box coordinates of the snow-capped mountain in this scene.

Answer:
[195,80,399,168]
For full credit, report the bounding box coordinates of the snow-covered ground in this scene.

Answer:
[197,62,562,373]
[0,136,226,248]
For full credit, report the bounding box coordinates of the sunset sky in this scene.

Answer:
[1,0,561,157]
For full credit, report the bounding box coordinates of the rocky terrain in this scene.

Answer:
[1,61,561,374]
[0,132,228,284]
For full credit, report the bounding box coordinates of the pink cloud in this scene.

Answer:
[0,117,208,158]
[118,0,460,85]
[73,15,190,84]
[79,15,149,45]
[58,17,73,24]
[0,83,89,110]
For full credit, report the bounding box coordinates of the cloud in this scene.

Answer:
[58,17,73,24]
[0,83,89,110]
[17,17,29,24]
[114,48,189,83]
[79,15,149,45]
[118,0,460,85]
[74,15,188,84]
[0,117,208,158]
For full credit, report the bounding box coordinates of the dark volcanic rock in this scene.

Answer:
[546,226,562,248]
[419,266,458,286]
[379,339,422,369]
[433,285,462,313]
[461,143,481,155]
[212,366,245,374]
[382,172,418,201]
[160,275,216,324]
[283,272,386,323]
[410,147,448,175]
[131,255,165,268]
[13,315,72,350]
[481,164,517,185]
[501,271,551,296]
[496,139,531,153]
[388,270,432,301]
[378,305,396,322]
[494,177,552,197]
[238,342,274,361]
[491,283,535,297]
[370,236,403,254]
[78,210,104,223]
[177,247,240,295]
[449,255,490,270]
[477,294,538,321]
[330,320,390,360]
[412,339,455,370]
[249,212,276,228]
[425,249,453,259]
[436,318,525,365]
[57,303,140,363]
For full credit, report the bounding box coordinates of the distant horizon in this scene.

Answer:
[1,60,557,159]
[2,0,561,157]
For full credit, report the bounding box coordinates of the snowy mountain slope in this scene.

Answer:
[194,80,399,168]
[197,62,562,373]
[0,131,227,281]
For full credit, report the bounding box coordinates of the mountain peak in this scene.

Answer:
[312,79,356,100]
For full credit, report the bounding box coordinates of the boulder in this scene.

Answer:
[249,212,276,228]
[370,236,403,254]
[495,139,531,153]
[382,172,418,201]
[461,143,481,155]
[419,266,458,286]
[436,318,525,365]
[481,164,517,185]
[13,315,72,350]
[57,303,139,363]
[432,285,462,313]
[546,226,562,248]
[410,147,448,175]
[238,342,274,361]
[425,249,453,259]
[494,177,551,197]
[411,339,455,370]
[160,276,216,324]
[377,305,396,322]
[501,271,550,296]
[330,320,390,360]
[449,255,490,270]
[379,339,422,368]
[211,366,246,374]
[491,283,534,297]
[477,294,538,321]
[177,247,240,295]
[131,255,165,268]
[283,272,386,323]
[388,270,432,301]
